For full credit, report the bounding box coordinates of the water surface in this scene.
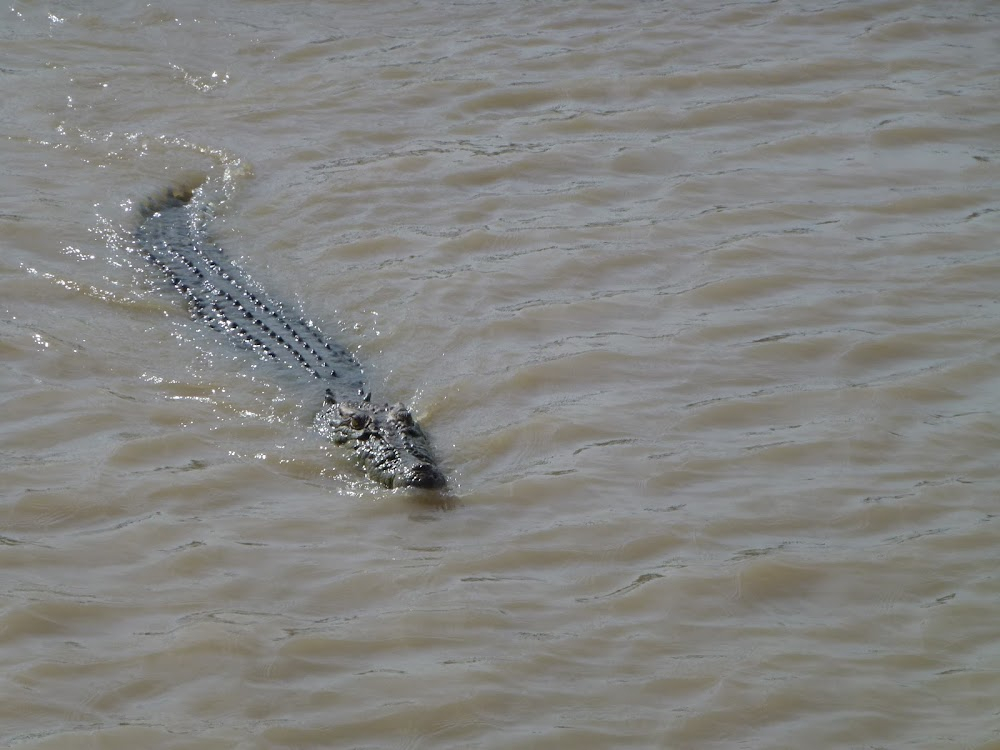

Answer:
[1,1,998,748]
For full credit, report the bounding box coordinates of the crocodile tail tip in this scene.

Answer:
[137,175,206,218]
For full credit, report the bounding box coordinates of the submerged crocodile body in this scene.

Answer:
[134,181,446,490]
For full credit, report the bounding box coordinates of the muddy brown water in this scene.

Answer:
[1,2,998,748]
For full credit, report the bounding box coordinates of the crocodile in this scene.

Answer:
[134,180,446,490]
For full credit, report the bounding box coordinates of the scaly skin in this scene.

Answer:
[315,394,446,490]
[134,180,446,490]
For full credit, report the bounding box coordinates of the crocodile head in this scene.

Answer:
[315,393,446,490]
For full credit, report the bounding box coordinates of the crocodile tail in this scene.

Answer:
[136,175,206,219]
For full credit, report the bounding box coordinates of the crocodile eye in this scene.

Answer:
[389,404,413,427]
[349,413,370,431]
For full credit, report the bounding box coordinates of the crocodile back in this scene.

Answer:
[134,184,367,399]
